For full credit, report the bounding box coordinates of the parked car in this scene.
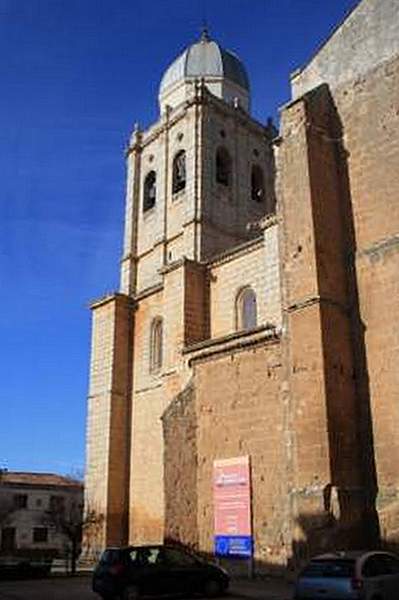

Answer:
[0,555,52,579]
[92,544,229,599]
[294,550,399,600]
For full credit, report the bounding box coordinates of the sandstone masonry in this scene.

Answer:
[84,0,399,573]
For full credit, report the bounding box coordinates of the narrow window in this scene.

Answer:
[216,147,231,186]
[172,150,186,194]
[150,318,163,372]
[143,171,156,211]
[236,287,257,330]
[251,165,264,202]
[33,527,48,543]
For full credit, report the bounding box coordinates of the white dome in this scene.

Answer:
[159,30,250,112]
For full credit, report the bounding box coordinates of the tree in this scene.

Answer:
[43,499,102,575]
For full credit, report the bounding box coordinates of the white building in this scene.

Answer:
[0,471,83,557]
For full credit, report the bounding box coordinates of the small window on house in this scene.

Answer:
[150,318,163,372]
[236,287,257,331]
[251,165,264,202]
[13,494,28,509]
[143,171,156,211]
[216,147,231,186]
[49,495,65,513]
[172,150,186,194]
[33,527,48,543]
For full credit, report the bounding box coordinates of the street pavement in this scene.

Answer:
[0,576,97,599]
[0,575,294,600]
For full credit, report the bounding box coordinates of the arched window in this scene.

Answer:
[143,171,156,212]
[150,317,163,372]
[251,165,264,202]
[236,287,257,331]
[172,150,186,194]
[216,147,231,186]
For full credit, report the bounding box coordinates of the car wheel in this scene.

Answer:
[204,578,223,598]
[123,585,140,600]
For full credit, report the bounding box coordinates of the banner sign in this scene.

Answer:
[213,456,253,557]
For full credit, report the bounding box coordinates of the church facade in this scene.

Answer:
[84,0,399,573]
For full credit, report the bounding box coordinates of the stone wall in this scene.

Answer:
[208,222,281,339]
[292,48,399,548]
[128,262,194,545]
[329,55,399,544]
[291,0,399,98]
[121,86,276,299]
[162,381,198,549]
[87,0,399,565]
[279,41,399,556]
[162,333,285,574]
[278,83,379,564]
[83,294,133,558]
[200,95,275,259]
[194,339,284,572]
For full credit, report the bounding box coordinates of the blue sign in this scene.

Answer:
[214,535,253,557]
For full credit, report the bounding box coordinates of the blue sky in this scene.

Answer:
[0,0,358,476]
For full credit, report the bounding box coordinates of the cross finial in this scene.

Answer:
[200,24,210,42]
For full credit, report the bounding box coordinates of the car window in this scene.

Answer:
[384,555,399,574]
[127,550,139,563]
[163,548,198,567]
[362,555,393,577]
[302,560,355,578]
[378,555,399,575]
[134,547,162,566]
[100,550,121,565]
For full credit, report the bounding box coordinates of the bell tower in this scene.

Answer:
[84,31,277,554]
[120,31,276,298]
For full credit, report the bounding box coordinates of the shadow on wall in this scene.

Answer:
[323,83,380,549]
[164,85,390,575]
[165,505,399,581]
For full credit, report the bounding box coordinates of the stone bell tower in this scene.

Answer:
[84,30,276,556]
[120,29,276,297]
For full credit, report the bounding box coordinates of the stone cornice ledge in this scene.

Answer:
[90,292,134,310]
[184,324,280,366]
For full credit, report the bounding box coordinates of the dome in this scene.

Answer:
[159,30,250,113]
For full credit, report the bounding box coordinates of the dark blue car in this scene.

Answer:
[92,544,229,600]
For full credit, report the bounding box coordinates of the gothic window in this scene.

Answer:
[143,171,156,212]
[251,165,264,202]
[172,150,186,194]
[216,147,231,186]
[236,287,257,331]
[150,317,163,372]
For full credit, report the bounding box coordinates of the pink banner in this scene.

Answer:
[213,456,251,536]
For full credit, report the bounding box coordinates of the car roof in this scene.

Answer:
[103,544,186,552]
[311,551,364,560]
[104,545,161,551]
[311,550,399,561]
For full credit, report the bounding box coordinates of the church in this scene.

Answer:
[83,0,399,573]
